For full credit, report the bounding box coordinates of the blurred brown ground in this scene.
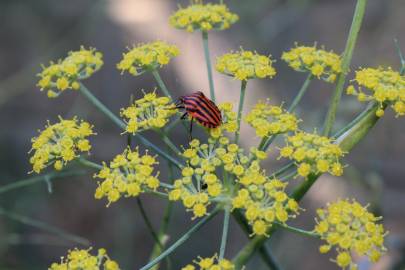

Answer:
[0,0,405,269]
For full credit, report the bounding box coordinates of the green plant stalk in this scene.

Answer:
[233,100,381,268]
[137,198,164,249]
[273,222,319,238]
[0,170,86,194]
[219,207,231,260]
[232,210,282,270]
[78,83,183,169]
[0,207,90,246]
[159,132,181,156]
[77,157,103,170]
[287,74,313,112]
[140,208,220,270]
[322,0,368,136]
[152,70,172,99]
[235,80,247,144]
[202,31,216,102]
[149,150,175,270]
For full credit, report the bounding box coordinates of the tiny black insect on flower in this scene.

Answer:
[175,91,222,139]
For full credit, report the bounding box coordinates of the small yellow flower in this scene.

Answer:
[37,47,103,98]
[120,91,178,134]
[94,147,160,206]
[346,67,405,117]
[170,2,238,33]
[29,117,95,173]
[48,247,120,270]
[279,131,345,178]
[282,44,342,82]
[216,50,276,81]
[117,41,179,75]
[314,199,387,269]
[209,102,238,138]
[181,255,234,270]
[245,100,299,138]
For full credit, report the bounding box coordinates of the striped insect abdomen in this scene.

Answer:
[181,92,222,128]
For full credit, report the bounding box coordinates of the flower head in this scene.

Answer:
[169,137,267,219]
[37,47,103,98]
[232,173,299,236]
[29,117,95,173]
[94,147,160,206]
[245,101,299,138]
[279,131,345,178]
[314,199,387,269]
[170,2,238,33]
[208,102,238,138]
[49,247,120,270]
[120,91,178,134]
[282,44,342,82]
[216,50,276,81]
[181,254,234,270]
[346,67,405,117]
[117,41,179,76]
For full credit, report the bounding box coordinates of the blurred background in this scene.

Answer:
[0,0,405,269]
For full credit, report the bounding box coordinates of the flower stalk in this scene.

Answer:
[202,31,216,102]
[219,207,231,260]
[152,70,172,99]
[235,80,247,143]
[322,0,368,136]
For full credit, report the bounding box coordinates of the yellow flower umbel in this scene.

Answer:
[169,137,267,219]
[117,41,179,76]
[120,92,178,134]
[209,102,238,138]
[282,44,342,82]
[169,2,238,33]
[94,147,160,206]
[37,47,103,98]
[314,199,387,269]
[232,172,299,236]
[181,254,234,270]
[49,247,120,270]
[279,131,345,178]
[216,50,276,81]
[29,117,95,174]
[245,101,299,138]
[346,67,405,117]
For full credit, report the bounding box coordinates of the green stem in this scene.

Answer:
[0,170,87,194]
[140,208,220,270]
[0,207,90,246]
[322,0,368,136]
[77,158,103,170]
[232,210,282,270]
[159,132,181,156]
[287,74,313,112]
[78,83,182,169]
[137,198,164,249]
[202,31,216,102]
[152,70,172,99]
[235,80,247,144]
[273,222,319,238]
[219,207,231,260]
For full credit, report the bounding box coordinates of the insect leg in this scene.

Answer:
[180,112,188,120]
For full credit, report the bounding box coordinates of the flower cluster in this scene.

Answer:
[245,101,299,138]
[29,117,94,173]
[117,41,179,76]
[232,173,299,236]
[49,247,120,270]
[169,2,238,33]
[37,47,103,98]
[181,255,234,270]
[209,102,238,138]
[94,147,160,206]
[346,67,405,117]
[169,137,266,219]
[279,131,344,178]
[216,50,276,81]
[281,45,342,82]
[120,92,178,134]
[314,199,387,269]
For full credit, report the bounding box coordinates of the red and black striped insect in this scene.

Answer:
[175,91,222,139]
